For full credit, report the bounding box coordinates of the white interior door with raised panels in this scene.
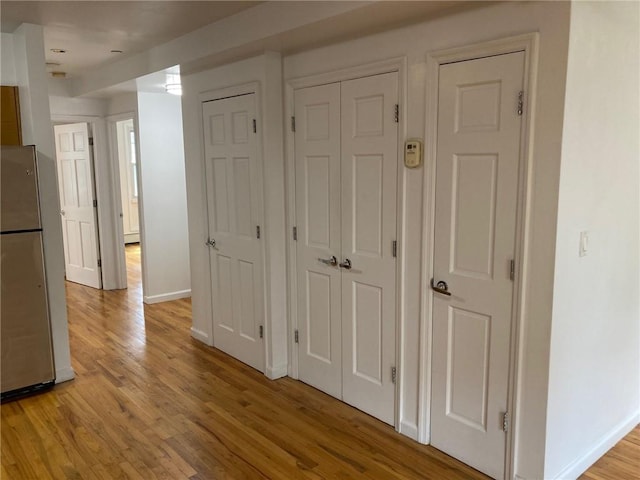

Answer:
[295,72,398,425]
[430,52,525,480]
[117,119,140,244]
[202,93,265,373]
[54,122,102,289]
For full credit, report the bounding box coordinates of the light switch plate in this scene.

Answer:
[579,231,589,257]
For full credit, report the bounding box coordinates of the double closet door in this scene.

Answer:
[294,72,399,425]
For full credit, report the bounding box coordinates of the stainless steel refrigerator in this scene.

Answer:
[1,145,56,401]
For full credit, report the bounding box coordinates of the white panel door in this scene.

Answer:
[117,119,139,242]
[295,83,343,398]
[430,52,525,479]
[203,94,265,373]
[340,72,398,425]
[294,72,399,425]
[54,122,102,289]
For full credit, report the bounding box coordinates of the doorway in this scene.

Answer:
[115,119,140,246]
[202,92,266,373]
[429,51,525,480]
[53,122,102,289]
[293,71,399,425]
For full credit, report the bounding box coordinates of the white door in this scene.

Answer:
[54,122,102,289]
[295,72,398,425]
[202,94,265,373]
[340,73,398,425]
[117,119,139,243]
[430,52,525,479]
[295,83,343,398]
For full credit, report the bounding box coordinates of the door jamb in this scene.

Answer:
[198,82,268,373]
[284,56,408,432]
[419,33,540,480]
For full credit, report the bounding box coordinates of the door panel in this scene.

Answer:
[294,72,398,425]
[54,123,102,289]
[203,94,265,372]
[295,83,342,398]
[430,52,525,480]
[341,72,398,425]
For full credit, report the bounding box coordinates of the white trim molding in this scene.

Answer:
[143,289,192,304]
[190,327,213,346]
[418,33,540,480]
[55,366,76,383]
[552,411,640,480]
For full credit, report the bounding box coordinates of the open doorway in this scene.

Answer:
[114,117,142,296]
[108,114,142,294]
[115,119,140,245]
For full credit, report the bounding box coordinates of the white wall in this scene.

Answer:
[283,3,571,478]
[8,25,74,383]
[545,2,640,478]
[181,53,288,379]
[136,92,191,303]
[1,32,17,85]
[106,92,137,117]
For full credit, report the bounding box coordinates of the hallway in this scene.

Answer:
[1,245,637,478]
[2,245,489,479]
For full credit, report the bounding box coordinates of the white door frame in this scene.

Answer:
[197,81,269,373]
[51,114,118,290]
[106,112,139,290]
[284,57,408,430]
[419,33,540,479]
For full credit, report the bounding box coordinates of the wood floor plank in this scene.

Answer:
[2,244,637,479]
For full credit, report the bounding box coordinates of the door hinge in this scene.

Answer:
[256,225,261,239]
[89,137,94,146]
[252,119,257,133]
[502,412,509,433]
[294,329,299,344]
[391,366,397,384]
[394,104,399,123]
[517,91,524,116]
[259,325,264,339]
[97,259,102,268]
[392,240,397,258]
[291,116,296,132]
[510,259,515,281]
[93,199,97,208]
[293,226,298,241]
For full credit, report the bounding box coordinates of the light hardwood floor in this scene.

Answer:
[2,244,638,479]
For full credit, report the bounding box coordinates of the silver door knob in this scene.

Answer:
[339,258,352,270]
[318,256,338,266]
[205,238,216,247]
[431,278,451,296]
[60,210,65,216]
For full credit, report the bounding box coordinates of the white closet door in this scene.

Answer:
[202,94,265,372]
[340,72,399,425]
[294,83,343,398]
[54,122,102,289]
[430,52,525,479]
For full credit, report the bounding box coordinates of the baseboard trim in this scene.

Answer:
[190,327,213,346]
[399,420,419,440]
[143,289,191,304]
[266,363,288,380]
[55,366,75,383]
[553,410,640,480]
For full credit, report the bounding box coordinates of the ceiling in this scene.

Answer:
[0,1,261,78]
[1,1,486,97]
